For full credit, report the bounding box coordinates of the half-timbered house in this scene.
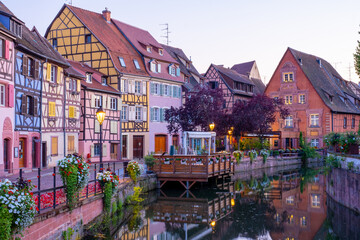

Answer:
[0,19,16,174]
[64,65,82,156]
[114,21,184,155]
[0,3,44,169]
[69,60,121,162]
[265,48,360,148]
[45,5,150,160]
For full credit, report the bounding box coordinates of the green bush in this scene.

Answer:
[0,205,12,240]
[144,155,156,168]
[347,161,355,171]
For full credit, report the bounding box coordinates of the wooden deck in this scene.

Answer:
[152,154,234,189]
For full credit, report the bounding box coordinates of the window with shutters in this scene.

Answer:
[133,59,140,69]
[86,73,92,83]
[157,63,161,73]
[94,143,101,156]
[50,65,57,83]
[95,95,102,108]
[0,84,5,106]
[152,107,159,122]
[69,79,77,92]
[121,79,128,93]
[67,135,75,153]
[164,85,170,96]
[135,107,142,121]
[161,108,168,122]
[153,83,160,95]
[121,106,128,120]
[110,97,117,110]
[49,101,56,117]
[26,95,34,115]
[110,120,118,134]
[51,137,58,156]
[135,81,141,94]
[27,57,34,77]
[119,57,126,67]
[169,65,176,76]
[69,106,75,118]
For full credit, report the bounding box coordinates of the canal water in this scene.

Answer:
[85,166,360,240]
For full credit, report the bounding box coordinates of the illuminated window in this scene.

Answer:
[286,196,294,205]
[310,139,319,147]
[285,116,293,128]
[287,214,294,224]
[68,106,75,118]
[67,136,75,153]
[310,114,319,126]
[283,72,294,82]
[285,95,293,105]
[311,194,321,208]
[51,137,58,156]
[49,101,56,117]
[299,94,305,104]
[300,216,307,227]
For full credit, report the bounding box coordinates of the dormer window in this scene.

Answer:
[85,34,91,44]
[101,77,107,85]
[169,64,176,76]
[133,59,140,70]
[283,72,294,82]
[147,46,152,53]
[150,60,161,73]
[159,49,163,55]
[53,38,57,49]
[86,73,92,83]
[119,57,126,67]
[186,62,190,69]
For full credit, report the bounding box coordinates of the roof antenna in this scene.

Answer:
[160,23,170,45]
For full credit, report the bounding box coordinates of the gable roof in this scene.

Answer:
[251,78,266,94]
[112,20,176,64]
[231,61,255,76]
[288,48,360,114]
[0,1,23,24]
[53,5,148,77]
[213,64,254,85]
[67,60,120,95]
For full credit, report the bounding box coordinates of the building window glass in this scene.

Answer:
[146,46,152,52]
[110,97,117,110]
[101,77,107,85]
[135,107,142,121]
[86,73,92,83]
[159,49,163,55]
[311,194,321,208]
[119,57,126,67]
[0,84,5,106]
[53,38,57,48]
[50,65,57,83]
[122,135,127,158]
[28,58,34,77]
[352,117,355,129]
[135,81,141,94]
[68,136,75,153]
[121,106,128,120]
[286,196,294,205]
[85,34,91,44]
[299,94,305,104]
[26,96,34,115]
[110,120,118,134]
[133,59,140,69]
[51,137,58,156]
[285,116,293,128]
[310,139,319,147]
[94,143,101,156]
[95,95,102,108]
[154,83,160,95]
[300,216,307,227]
[310,114,319,126]
[151,107,159,122]
[150,60,156,72]
[344,117,347,129]
[283,72,294,82]
[285,95,293,105]
[121,79,128,93]
[69,106,75,118]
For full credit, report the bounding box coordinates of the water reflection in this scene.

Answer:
[104,167,360,240]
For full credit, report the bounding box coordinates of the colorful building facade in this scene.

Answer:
[265,48,360,149]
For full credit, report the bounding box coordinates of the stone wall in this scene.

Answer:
[234,156,321,173]
[19,174,157,240]
[326,168,360,213]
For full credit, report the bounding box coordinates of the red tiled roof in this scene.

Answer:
[65,5,148,77]
[68,60,120,95]
[113,20,177,64]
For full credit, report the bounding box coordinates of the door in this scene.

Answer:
[285,138,293,149]
[122,135,127,159]
[133,136,144,159]
[19,138,25,168]
[3,139,9,171]
[155,135,167,154]
[42,142,47,168]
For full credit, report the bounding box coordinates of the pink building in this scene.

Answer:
[114,21,184,154]
[69,60,121,162]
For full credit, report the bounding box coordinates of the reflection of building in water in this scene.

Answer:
[149,182,235,240]
[269,174,326,240]
[114,211,150,240]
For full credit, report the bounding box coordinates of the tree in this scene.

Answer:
[164,85,226,134]
[231,94,289,143]
[354,28,360,77]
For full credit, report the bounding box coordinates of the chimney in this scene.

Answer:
[316,59,322,68]
[102,7,111,22]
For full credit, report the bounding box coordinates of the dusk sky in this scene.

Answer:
[3,0,360,84]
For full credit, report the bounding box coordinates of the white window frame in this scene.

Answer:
[286,196,294,205]
[310,139,319,148]
[86,73,92,83]
[164,84,169,96]
[121,106,128,121]
[310,114,319,126]
[50,65,57,83]
[153,107,159,122]
[110,120,118,134]
[101,77,107,85]
[94,95,102,108]
[133,59,140,69]
[119,57,126,67]
[299,94,305,104]
[285,116,293,128]
[147,46,152,53]
[285,95,293,105]
[110,97,117,110]
[159,49,163,55]
[121,79,128,93]
[311,194,321,208]
[135,81,141,94]
[150,60,156,72]
[135,106,142,121]
[0,84,5,106]
[154,83,160,95]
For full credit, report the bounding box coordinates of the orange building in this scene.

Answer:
[265,48,360,149]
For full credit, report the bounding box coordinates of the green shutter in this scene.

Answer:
[178,87,181,98]
[150,82,154,95]
[160,108,164,122]
[172,86,176,98]
[150,107,154,121]
[160,84,164,96]
[176,68,180,76]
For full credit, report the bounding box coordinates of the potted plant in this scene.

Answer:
[259,149,270,164]
[144,154,155,173]
[249,150,258,164]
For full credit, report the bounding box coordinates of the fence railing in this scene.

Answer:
[2,161,125,214]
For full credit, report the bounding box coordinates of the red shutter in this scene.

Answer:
[7,84,14,107]
[4,40,9,60]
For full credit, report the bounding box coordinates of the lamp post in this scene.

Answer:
[96,107,106,171]
[209,122,215,131]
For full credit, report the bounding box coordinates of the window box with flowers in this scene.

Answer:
[96,170,120,212]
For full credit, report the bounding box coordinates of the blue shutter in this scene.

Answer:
[160,84,164,96]
[172,86,176,98]
[176,68,180,76]
[150,82,154,95]
[150,107,154,121]
[160,108,164,122]
[169,85,172,97]
[178,87,181,98]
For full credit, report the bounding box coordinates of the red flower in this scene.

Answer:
[37,176,40,178]
[30,192,33,196]
[52,173,55,176]
[28,180,32,183]
[36,207,39,211]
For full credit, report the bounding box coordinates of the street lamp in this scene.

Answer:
[96,107,106,170]
[209,122,215,131]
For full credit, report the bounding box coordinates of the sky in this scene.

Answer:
[3,0,360,84]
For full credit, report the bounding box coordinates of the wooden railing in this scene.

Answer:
[152,154,234,181]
